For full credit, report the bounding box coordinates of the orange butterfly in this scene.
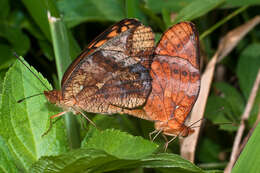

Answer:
[125,22,200,145]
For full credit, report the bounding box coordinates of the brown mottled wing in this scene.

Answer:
[61,19,155,114]
[144,22,200,123]
[61,19,143,86]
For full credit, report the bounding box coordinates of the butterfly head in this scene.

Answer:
[44,90,62,105]
[154,120,194,137]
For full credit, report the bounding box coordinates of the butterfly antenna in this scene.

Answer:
[188,117,206,129]
[17,93,45,103]
[13,52,50,91]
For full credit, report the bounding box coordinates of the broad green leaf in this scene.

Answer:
[237,43,260,99]
[82,129,158,160]
[57,0,125,28]
[30,148,204,173]
[173,0,225,24]
[232,124,260,173]
[0,58,67,171]
[0,136,19,173]
[145,0,191,14]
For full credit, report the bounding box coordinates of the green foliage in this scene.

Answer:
[0,0,259,172]
[232,124,260,173]
[0,58,68,171]
[57,0,125,27]
[30,148,204,173]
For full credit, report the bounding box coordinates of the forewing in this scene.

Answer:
[61,19,143,86]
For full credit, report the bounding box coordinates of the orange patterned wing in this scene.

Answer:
[143,22,200,136]
[55,19,155,114]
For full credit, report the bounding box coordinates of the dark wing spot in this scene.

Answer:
[174,69,179,74]
[182,71,188,76]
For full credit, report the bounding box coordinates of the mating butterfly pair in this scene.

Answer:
[44,19,200,140]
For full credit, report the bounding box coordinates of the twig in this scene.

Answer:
[224,69,260,173]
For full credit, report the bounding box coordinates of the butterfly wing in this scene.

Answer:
[61,19,143,86]
[144,22,200,123]
[61,19,155,114]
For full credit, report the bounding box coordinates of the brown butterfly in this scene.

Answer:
[43,19,155,122]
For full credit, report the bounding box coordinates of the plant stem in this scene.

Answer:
[200,6,249,40]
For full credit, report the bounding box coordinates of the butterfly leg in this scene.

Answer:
[164,135,177,152]
[76,109,97,129]
[149,129,161,141]
[42,115,64,137]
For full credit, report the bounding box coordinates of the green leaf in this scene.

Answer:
[30,149,204,173]
[0,58,67,171]
[140,153,203,173]
[0,70,6,108]
[38,40,54,61]
[145,0,191,14]
[215,82,244,117]
[21,0,81,58]
[22,0,51,40]
[223,0,260,8]
[237,43,260,127]
[173,0,225,24]
[0,23,30,55]
[83,114,140,138]
[30,149,118,173]
[125,0,146,21]
[0,44,15,70]
[0,136,19,173]
[48,12,81,149]
[0,0,10,19]
[197,138,221,163]
[57,0,125,28]
[232,124,260,173]
[82,129,158,160]
[205,82,244,131]
[237,43,260,99]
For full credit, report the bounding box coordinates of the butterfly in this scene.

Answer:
[44,19,155,121]
[125,22,200,142]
